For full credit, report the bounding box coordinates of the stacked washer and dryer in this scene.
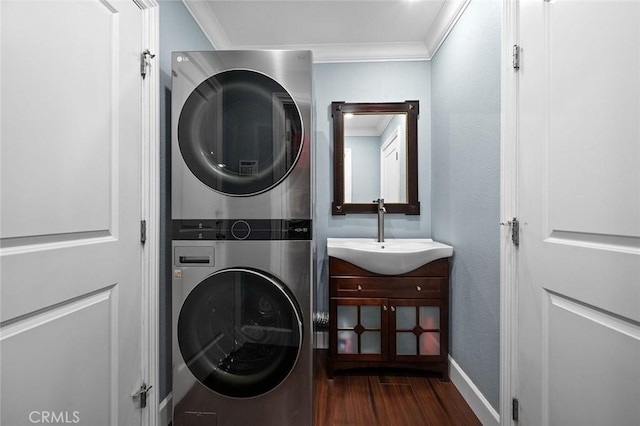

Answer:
[171,51,313,426]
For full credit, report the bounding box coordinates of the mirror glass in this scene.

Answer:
[343,113,407,203]
[332,101,420,215]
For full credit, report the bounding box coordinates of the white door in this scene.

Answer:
[1,1,146,425]
[381,129,401,202]
[517,1,640,425]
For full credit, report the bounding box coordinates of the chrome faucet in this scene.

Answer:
[375,198,386,242]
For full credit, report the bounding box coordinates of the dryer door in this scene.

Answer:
[177,268,303,398]
[177,70,303,196]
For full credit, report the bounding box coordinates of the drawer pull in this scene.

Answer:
[416,285,422,291]
[357,285,362,291]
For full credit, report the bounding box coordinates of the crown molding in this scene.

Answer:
[424,0,472,58]
[238,41,431,63]
[181,0,230,50]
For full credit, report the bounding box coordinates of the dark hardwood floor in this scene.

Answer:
[314,350,481,426]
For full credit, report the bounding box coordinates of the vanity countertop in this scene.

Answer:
[327,238,453,275]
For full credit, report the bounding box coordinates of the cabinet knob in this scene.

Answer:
[416,285,422,291]
[391,306,396,312]
[357,284,362,291]
[383,305,388,311]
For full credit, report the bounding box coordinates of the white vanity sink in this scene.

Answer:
[327,238,453,275]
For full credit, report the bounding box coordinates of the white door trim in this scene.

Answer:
[136,1,160,425]
[344,148,353,203]
[500,0,518,425]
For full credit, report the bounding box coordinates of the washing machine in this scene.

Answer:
[172,238,313,426]
[171,50,313,222]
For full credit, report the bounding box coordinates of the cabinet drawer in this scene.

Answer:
[332,277,446,298]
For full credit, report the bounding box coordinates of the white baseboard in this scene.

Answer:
[449,356,500,426]
[314,331,328,349]
[159,393,172,426]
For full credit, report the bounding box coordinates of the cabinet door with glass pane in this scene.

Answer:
[389,299,448,361]
[328,256,450,379]
[331,298,388,362]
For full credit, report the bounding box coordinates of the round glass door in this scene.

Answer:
[177,268,303,398]
[178,70,304,196]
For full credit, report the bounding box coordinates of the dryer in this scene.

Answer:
[171,50,312,222]
[172,239,313,426]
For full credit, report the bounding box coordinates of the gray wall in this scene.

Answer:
[313,61,432,314]
[158,0,214,401]
[431,0,502,411]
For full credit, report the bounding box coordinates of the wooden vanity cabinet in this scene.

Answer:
[328,257,450,380]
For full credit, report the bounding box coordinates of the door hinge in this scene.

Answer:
[140,220,147,244]
[140,49,156,79]
[501,217,520,247]
[132,383,153,409]
[512,397,519,421]
[512,45,520,70]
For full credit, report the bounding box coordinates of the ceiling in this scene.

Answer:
[344,114,396,137]
[182,0,471,62]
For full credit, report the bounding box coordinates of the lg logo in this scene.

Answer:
[29,411,80,424]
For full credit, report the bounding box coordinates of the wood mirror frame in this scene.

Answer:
[331,100,420,215]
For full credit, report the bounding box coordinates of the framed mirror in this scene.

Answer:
[332,100,420,215]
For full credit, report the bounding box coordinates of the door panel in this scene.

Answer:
[1,0,115,241]
[545,293,640,426]
[518,1,640,425]
[547,2,639,238]
[1,289,115,425]
[0,1,144,425]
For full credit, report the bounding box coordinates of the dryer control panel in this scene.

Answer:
[172,219,312,241]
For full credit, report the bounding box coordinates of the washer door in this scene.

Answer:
[178,268,303,398]
[178,70,304,196]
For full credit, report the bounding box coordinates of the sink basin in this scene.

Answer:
[327,238,453,275]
